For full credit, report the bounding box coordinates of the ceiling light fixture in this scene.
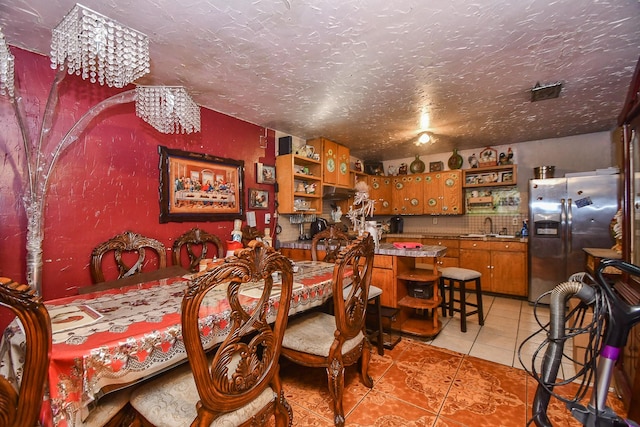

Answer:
[416,131,435,146]
[136,86,200,133]
[50,3,150,88]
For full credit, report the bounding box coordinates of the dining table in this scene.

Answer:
[0,259,341,427]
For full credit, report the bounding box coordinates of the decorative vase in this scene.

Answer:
[410,155,426,174]
[448,149,463,170]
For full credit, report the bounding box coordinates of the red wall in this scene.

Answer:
[0,47,276,301]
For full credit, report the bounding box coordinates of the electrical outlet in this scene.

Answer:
[512,217,518,225]
[432,217,438,225]
[265,213,271,224]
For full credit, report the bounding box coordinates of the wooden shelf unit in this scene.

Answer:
[463,164,517,188]
[275,154,323,214]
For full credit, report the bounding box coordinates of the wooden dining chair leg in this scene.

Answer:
[374,295,384,355]
[360,341,374,388]
[327,361,346,427]
[273,365,293,426]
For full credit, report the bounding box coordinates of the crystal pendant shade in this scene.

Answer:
[136,86,201,134]
[50,4,150,88]
[0,27,15,97]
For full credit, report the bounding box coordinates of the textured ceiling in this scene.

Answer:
[1,0,639,161]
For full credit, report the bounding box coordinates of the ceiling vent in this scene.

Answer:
[530,82,563,102]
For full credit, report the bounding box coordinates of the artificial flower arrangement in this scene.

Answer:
[346,181,375,234]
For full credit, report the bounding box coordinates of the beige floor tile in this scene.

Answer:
[468,342,515,367]
[431,334,475,354]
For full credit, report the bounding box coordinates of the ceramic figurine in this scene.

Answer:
[468,153,479,168]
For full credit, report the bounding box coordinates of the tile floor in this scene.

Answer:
[278,294,627,426]
[428,294,577,379]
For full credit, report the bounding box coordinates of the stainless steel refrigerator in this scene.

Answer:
[528,174,619,303]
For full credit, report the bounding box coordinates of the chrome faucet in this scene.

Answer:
[484,217,493,235]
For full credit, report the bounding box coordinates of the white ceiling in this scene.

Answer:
[1,0,639,161]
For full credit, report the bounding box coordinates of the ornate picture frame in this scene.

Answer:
[248,188,269,209]
[158,145,244,223]
[256,163,276,184]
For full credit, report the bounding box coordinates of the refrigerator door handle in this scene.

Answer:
[567,198,573,253]
[560,198,567,254]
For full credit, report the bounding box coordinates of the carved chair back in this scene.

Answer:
[90,231,167,283]
[0,277,51,427]
[311,226,351,263]
[331,233,375,343]
[172,227,225,272]
[181,241,293,425]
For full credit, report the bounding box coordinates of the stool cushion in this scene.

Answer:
[440,267,481,281]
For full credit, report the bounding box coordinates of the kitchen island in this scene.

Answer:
[280,240,447,337]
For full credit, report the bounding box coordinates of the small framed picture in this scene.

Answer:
[500,171,514,183]
[429,161,443,172]
[256,163,276,184]
[249,188,269,209]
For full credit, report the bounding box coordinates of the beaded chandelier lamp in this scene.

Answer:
[0,4,200,294]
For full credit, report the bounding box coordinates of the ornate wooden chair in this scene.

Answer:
[281,234,375,427]
[90,231,167,283]
[172,227,225,272]
[0,277,133,427]
[312,228,384,355]
[311,226,350,262]
[0,277,50,427]
[130,241,294,426]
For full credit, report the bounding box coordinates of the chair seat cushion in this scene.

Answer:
[342,284,382,300]
[282,311,364,357]
[81,387,132,427]
[440,267,481,281]
[130,362,276,427]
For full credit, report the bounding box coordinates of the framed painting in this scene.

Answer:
[159,145,244,223]
[256,163,276,184]
[248,188,269,209]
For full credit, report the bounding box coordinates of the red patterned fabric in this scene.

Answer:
[0,260,340,427]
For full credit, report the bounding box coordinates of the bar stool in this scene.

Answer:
[439,267,484,332]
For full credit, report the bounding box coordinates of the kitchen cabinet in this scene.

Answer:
[391,175,424,215]
[462,164,517,188]
[617,55,640,420]
[275,154,322,214]
[279,248,310,261]
[368,175,393,215]
[422,237,460,268]
[371,255,398,308]
[423,171,464,215]
[458,239,527,296]
[307,137,351,187]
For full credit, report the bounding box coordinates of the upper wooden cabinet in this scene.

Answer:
[275,154,322,214]
[423,170,464,215]
[368,175,393,215]
[391,175,424,215]
[307,137,351,187]
[462,164,517,188]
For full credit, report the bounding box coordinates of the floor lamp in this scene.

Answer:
[0,4,200,295]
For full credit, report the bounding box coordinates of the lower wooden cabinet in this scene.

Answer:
[372,255,398,308]
[279,248,310,261]
[458,239,527,297]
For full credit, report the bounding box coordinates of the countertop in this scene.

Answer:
[279,241,447,258]
[384,233,528,243]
